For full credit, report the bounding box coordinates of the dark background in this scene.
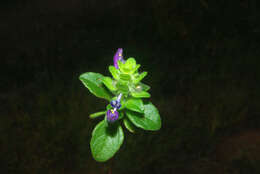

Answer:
[1,0,260,173]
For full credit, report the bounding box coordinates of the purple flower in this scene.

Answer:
[110,93,122,109]
[110,100,121,109]
[106,109,119,123]
[113,48,123,69]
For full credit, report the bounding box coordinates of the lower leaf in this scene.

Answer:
[90,120,124,162]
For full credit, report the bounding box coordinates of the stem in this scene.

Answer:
[89,111,106,119]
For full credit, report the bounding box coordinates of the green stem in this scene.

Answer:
[89,111,106,119]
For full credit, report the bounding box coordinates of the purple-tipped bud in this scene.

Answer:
[106,109,119,123]
[113,48,123,69]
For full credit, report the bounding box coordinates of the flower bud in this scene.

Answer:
[113,48,123,69]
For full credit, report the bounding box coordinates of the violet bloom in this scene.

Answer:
[110,93,122,110]
[106,109,119,123]
[113,48,124,69]
[110,100,121,110]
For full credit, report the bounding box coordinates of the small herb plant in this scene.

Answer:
[79,48,161,162]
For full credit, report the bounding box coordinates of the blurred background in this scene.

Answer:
[1,0,260,173]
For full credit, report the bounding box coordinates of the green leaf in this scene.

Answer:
[119,73,131,81]
[132,64,141,73]
[106,102,111,109]
[126,102,161,131]
[118,111,124,120]
[125,58,136,67]
[102,76,117,91]
[123,118,136,133]
[133,72,148,84]
[117,60,125,73]
[109,66,120,80]
[90,120,124,162]
[79,72,112,101]
[116,81,129,94]
[118,58,138,74]
[138,82,150,91]
[131,91,151,98]
[90,111,106,119]
[131,83,150,94]
[125,98,144,113]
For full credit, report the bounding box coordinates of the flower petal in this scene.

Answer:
[106,109,119,123]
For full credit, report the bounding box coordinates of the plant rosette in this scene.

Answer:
[79,48,161,162]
